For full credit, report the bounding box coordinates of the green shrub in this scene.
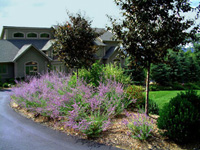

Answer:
[148,99,159,115]
[171,82,186,90]
[6,78,15,84]
[183,82,200,90]
[76,61,104,87]
[103,64,131,85]
[126,85,159,114]
[76,61,131,87]
[126,85,145,107]
[157,91,200,142]
[178,90,200,114]
[3,82,11,88]
[149,84,173,91]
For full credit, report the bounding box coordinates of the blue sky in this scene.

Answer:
[0,0,199,32]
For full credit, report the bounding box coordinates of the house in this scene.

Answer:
[0,26,124,81]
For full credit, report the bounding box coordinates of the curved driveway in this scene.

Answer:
[0,90,120,150]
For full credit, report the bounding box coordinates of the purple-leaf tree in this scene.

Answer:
[108,0,200,115]
[53,11,102,76]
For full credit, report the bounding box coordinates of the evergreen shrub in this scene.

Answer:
[157,91,200,142]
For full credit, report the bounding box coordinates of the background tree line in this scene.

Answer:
[126,37,200,86]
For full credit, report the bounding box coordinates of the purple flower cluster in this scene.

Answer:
[11,72,133,137]
[122,112,154,140]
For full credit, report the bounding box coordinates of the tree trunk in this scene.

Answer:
[145,62,151,116]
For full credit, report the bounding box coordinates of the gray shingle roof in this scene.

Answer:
[0,40,19,62]
[99,31,114,42]
[8,39,49,50]
[93,39,106,46]
[94,28,115,42]
[13,44,52,62]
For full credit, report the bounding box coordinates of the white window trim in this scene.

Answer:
[39,32,51,39]
[13,32,25,39]
[26,32,38,39]
[24,61,39,76]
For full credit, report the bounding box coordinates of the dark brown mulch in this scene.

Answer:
[10,102,200,150]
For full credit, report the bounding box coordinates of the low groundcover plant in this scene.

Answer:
[122,112,154,141]
[11,72,134,138]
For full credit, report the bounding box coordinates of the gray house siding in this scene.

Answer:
[105,50,125,67]
[96,47,105,58]
[15,47,49,78]
[0,63,14,81]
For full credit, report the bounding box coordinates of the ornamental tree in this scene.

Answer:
[108,0,200,115]
[53,12,101,73]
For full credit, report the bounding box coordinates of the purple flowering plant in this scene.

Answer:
[11,71,134,137]
[122,112,154,141]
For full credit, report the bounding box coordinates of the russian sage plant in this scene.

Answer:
[122,112,154,141]
[11,72,134,138]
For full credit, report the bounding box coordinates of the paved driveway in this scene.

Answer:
[0,90,120,150]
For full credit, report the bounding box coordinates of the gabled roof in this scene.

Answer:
[42,39,55,51]
[8,39,49,50]
[94,28,117,42]
[99,31,115,42]
[13,44,52,62]
[0,40,19,62]
[93,38,106,46]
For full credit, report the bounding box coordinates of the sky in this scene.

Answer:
[0,0,200,32]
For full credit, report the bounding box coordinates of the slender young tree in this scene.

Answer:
[108,0,200,115]
[53,12,101,75]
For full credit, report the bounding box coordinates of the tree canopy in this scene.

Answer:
[53,12,101,69]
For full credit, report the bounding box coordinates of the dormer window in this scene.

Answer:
[40,33,50,39]
[27,33,38,38]
[13,32,25,38]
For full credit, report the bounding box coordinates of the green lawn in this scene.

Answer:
[149,90,200,109]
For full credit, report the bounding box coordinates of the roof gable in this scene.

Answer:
[41,40,55,51]
[13,44,52,62]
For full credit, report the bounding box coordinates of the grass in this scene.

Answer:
[149,90,200,109]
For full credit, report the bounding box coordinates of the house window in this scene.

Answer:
[25,62,38,76]
[27,33,38,38]
[40,33,50,38]
[13,32,24,38]
[0,64,7,74]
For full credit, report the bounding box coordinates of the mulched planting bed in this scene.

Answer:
[10,101,200,150]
